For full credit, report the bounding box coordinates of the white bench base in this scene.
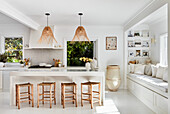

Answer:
[127,77,168,114]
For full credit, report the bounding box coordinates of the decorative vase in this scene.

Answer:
[85,62,91,71]
[90,58,97,71]
[0,62,4,67]
[106,65,121,91]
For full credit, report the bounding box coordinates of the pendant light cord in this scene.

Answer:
[47,15,49,27]
[80,15,81,26]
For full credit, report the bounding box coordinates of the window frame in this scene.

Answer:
[160,33,168,66]
[63,39,100,67]
[3,36,24,63]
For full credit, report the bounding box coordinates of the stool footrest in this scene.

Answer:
[65,99,76,102]
[93,91,100,93]
[39,94,54,96]
[82,98,90,101]
[20,97,29,100]
[82,93,91,95]
[20,100,32,103]
[39,99,55,102]
[65,94,76,96]
[43,96,55,98]
[20,94,32,97]
[44,91,55,93]
[65,91,74,93]
[20,92,29,94]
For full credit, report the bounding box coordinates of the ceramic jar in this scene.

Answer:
[106,65,121,91]
[85,62,91,71]
[0,62,4,67]
[91,58,97,71]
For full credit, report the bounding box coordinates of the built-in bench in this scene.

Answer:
[127,73,168,114]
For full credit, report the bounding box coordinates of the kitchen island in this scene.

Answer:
[10,69,105,106]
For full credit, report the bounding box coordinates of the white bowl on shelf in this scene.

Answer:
[39,63,46,66]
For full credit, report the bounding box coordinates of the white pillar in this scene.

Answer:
[168,1,170,114]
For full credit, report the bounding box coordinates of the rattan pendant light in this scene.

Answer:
[39,13,57,44]
[71,13,90,43]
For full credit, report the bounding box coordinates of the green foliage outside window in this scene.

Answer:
[5,37,23,63]
[67,41,93,66]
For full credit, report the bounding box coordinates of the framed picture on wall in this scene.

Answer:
[106,37,117,50]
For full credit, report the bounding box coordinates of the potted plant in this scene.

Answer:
[0,53,7,67]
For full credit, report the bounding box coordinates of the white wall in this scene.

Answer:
[149,20,168,63]
[0,24,30,53]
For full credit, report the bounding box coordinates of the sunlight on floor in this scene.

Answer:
[95,99,120,114]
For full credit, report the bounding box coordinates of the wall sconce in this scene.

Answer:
[151,37,156,44]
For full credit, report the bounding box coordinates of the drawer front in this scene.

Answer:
[0,71,2,89]
[154,93,168,114]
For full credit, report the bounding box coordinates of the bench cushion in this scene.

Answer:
[128,73,168,93]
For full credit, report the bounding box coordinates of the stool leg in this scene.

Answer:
[31,85,34,107]
[81,84,83,107]
[63,85,65,108]
[61,84,63,105]
[37,84,39,108]
[18,86,20,109]
[50,85,52,108]
[16,85,18,106]
[28,86,31,104]
[99,83,101,106]
[72,85,75,104]
[88,85,91,104]
[90,84,93,109]
[42,85,44,104]
[75,84,78,107]
[54,82,56,105]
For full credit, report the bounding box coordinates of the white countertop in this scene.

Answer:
[0,67,28,71]
[0,66,88,71]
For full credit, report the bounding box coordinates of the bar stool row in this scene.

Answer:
[16,81,101,109]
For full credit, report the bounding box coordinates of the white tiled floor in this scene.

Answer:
[0,90,154,114]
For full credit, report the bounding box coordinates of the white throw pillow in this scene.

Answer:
[163,67,168,82]
[134,64,145,75]
[156,66,165,79]
[129,64,135,73]
[151,65,157,77]
[144,64,152,76]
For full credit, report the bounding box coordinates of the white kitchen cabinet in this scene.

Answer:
[0,71,2,89]
[1,68,26,91]
[2,71,10,91]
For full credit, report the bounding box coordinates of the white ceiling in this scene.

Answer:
[0,13,20,24]
[1,0,153,26]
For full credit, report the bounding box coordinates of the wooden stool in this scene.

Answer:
[37,82,56,108]
[81,82,101,109]
[61,82,77,108]
[16,82,34,109]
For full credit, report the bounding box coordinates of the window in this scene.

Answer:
[67,41,93,66]
[160,33,168,66]
[5,37,23,62]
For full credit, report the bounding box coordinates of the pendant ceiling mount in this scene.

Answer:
[71,12,90,43]
[39,13,57,44]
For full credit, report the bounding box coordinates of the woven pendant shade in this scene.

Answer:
[72,25,90,43]
[71,13,90,43]
[39,13,57,44]
[39,26,57,44]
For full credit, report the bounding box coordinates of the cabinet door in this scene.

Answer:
[2,71,10,91]
[0,71,2,89]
